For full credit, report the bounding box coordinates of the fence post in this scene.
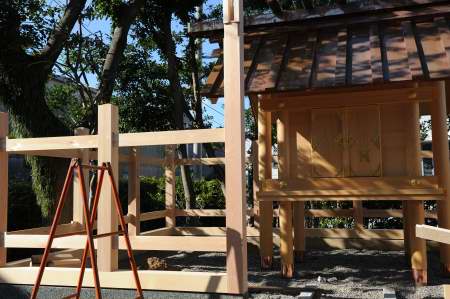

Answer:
[251,141,258,223]
[97,104,119,271]
[353,202,364,232]
[128,147,140,236]
[277,111,294,278]
[405,100,427,285]
[257,99,273,269]
[165,145,176,228]
[0,112,8,266]
[223,0,248,293]
[431,81,450,275]
[73,127,90,225]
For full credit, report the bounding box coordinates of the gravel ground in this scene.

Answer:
[131,247,448,299]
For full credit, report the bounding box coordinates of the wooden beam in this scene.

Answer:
[165,145,176,228]
[259,195,443,201]
[0,267,228,293]
[405,101,427,285]
[431,81,450,273]
[416,225,450,245]
[97,104,119,272]
[223,0,248,292]
[258,188,444,198]
[11,149,83,159]
[73,128,90,225]
[277,111,294,278]
[257,98,273,269]
[261,84,434,112]
[3,232,226,252]
[176,157,225,165]
[445,284,450,299]
[0,112,7,266]
[262,176,440,191]
[140,210,168,222]
[306,209,354,217]
[175,209,226,217]
[5,135,98,152]
[118,128,225,147]
[128,148,140,235]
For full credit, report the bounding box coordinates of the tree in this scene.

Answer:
[134,0,205,210]
[0,0,145,218]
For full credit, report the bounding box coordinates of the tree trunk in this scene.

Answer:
[186,34,226,194]
[160,13,196,213]
[0,60,71,221]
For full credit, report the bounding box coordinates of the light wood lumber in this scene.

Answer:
[416,225,450,245]
[118,128,225,147]
[165,145,176,227]
[128,147,140,235]
[257,98,273,269]
[3,233,226,252]
[262,176,439,191]
[405,101,427,284]
[97,104,119,271]
[431,81,450,271]
[5,135,98,152]
[277,111,294,277]
[223,3,248,292]
[0,267,228,293]
[140,210,168,222]
[73,128,90,225]
[262,84,434,112]
[175,209,226,217]
[445,284,450,299]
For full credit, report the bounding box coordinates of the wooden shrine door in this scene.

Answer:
[311,106,382,178]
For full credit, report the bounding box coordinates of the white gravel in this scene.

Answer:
[131,247,447,299]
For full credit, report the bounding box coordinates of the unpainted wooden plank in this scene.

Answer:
[244,38,264,90]
[435,17,450,71]
[402,21,424,79]
[247,36,288,92]
[314,29,338,87]
[202,54,223,96]
[383,23,413,82]
[311,109,345,178]
[347,106,382,176]
[370,24,384,82]
[335,28,348,86]
[351,26,373,85]
[416,21,450,78]
[277,32,318,90]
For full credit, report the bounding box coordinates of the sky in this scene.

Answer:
[62,0,241,129]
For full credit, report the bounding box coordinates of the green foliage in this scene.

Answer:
[46,83,88,130]
[113,45,174,133]
[245,108,256,140]
[119,176,225,213]
[8,179,43,230]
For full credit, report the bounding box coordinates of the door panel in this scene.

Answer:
[346,106,382,177]
[311,109,345,177]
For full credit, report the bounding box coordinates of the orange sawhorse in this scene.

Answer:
[30,159,143,299]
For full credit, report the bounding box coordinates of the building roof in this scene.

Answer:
[194,0,450,98]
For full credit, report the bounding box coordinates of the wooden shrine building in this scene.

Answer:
[191,0,450,285]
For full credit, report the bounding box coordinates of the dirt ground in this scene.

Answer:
[131,247,448,299]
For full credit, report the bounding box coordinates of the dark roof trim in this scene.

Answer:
[189,0,450,37]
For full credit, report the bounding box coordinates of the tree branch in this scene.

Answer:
[39,0,87,70]
[94,0,145,104]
